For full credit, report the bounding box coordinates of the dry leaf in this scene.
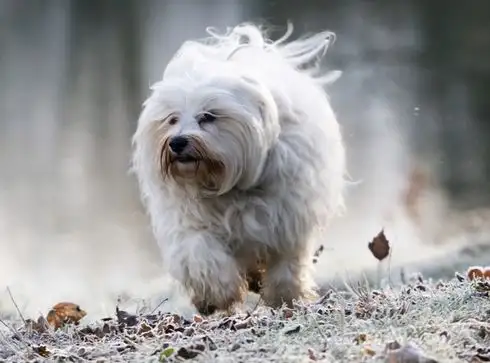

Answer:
[483,267,490,280]
[312,245,324,264]
[176,344,206,360]
[32,345,50,358]
[368,229,390,261]
[362,344,376,356]
[234,317,252,330]
[116,306,139,327]
[283,308,294,319]
[46,302,86,330]
[467,266,484,281]
[193,315,204,323]
[354,333,368,345]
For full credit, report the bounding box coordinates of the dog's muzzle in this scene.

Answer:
[168,136,199,163]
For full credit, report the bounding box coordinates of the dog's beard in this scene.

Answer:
[159,136,226,195]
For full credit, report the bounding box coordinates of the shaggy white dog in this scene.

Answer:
[131,23,346,314]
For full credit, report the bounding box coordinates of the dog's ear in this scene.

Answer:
[239,75,278,127]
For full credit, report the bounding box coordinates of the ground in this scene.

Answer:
[1,272,489,362]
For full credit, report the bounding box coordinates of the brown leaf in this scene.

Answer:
[137,322,154,337]
[354,333,368,345]
[467,266,484,281]
[368,229,390,261]
[483,268,490,280]
[32,345,50,358]
[193,315,204,323]
[46,302,86,330]
[362,345,377,356]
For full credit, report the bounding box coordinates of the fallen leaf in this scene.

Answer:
[368,229,390,261]
[234,317,252,330]
[32,345,50,358]
[176,344,205,360]
[116,307,138,327]
[362,345,376,356]
[283,308,294,319]
[467,266,484,281]
[284,325,301,335]
[159,347,175,361]
[193,315,204,323]
[137,322,153,337]
[312,245,324,264]
[484,268,490,280]
[46,302,86,330]
[354,333,368,345]
[183,327,195,336]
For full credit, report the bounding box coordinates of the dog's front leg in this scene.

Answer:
[164,232,247,315]
[261,252,318,308]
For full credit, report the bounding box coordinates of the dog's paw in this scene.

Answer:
[192,300,218,316]
[189,273,247,315]
[261,257,317,308]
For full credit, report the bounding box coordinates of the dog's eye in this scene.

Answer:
[198,113,217,124]
[167,116,178,125]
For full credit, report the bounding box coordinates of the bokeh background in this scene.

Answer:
[1,0,490,319]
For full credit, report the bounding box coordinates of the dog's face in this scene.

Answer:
[133,62,279,197]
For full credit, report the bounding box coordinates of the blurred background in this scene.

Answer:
[1,0,489,319]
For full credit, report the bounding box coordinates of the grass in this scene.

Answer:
[1,272,490,362]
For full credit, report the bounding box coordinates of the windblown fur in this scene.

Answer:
[131,23,346,314]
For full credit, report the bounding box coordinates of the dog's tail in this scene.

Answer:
[206,22,341,84]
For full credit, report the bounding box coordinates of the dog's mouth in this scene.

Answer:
[171,154,201,164]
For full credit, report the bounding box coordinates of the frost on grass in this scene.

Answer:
[1,273,490,362]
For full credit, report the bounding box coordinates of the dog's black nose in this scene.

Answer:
[169,136,188,154]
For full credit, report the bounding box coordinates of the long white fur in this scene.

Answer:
[131,23,347,312]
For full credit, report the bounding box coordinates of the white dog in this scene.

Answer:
[131,23,346,314]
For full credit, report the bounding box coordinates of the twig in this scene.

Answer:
[0,317,30,349]
[150,298,169,315]
[0,330,26,360]
[245,296,263,319]
[307,314,329,341]
[6,287,26,325]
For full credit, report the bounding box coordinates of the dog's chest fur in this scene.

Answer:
[177,187,276,247]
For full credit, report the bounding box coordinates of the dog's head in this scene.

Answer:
[133,58,279,197]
